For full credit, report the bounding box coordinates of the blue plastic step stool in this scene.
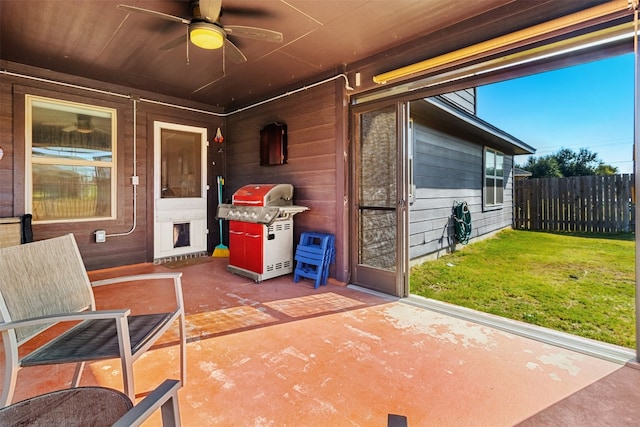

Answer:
[293,232,335,288]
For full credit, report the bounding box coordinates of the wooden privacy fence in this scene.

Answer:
[514,174,634,233]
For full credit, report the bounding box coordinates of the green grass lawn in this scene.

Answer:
[410,229,636,349]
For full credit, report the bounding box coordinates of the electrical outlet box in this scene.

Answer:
[95,230,106,243]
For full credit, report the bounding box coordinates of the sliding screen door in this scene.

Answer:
[351,103,409,297]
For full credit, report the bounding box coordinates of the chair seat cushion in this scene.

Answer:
[21,313,174,366]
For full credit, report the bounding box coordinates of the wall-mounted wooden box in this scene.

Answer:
[260,123,287,166]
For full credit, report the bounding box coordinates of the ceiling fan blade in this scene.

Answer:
[223,25,283,43]
[224,40,247,64]
[117,4,190,25]
[219,6,273,18]
[160,34,188,51]
[198,0,222,22]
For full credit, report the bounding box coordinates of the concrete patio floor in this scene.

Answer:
[5,257,640,426]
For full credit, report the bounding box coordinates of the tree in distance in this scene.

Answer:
[519,147,619,178]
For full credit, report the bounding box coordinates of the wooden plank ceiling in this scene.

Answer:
[0,0,608,110]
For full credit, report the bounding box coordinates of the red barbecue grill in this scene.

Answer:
[216,184,308,282]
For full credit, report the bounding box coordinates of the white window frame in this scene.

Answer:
[25,95,117,223]
[483,147,504,210]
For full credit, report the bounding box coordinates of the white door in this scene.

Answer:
[154,121,208,259]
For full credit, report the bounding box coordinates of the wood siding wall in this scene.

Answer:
[514,174,634,233]
[409,116,514,262]
[0,77,13,216]
[0,66,224,270]
[225,79,348,281]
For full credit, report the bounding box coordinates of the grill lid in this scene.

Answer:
[217,183,307,225]
[232,184,293,206]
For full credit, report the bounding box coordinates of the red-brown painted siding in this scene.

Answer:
[0,66,225,270]
[225,79,348,282]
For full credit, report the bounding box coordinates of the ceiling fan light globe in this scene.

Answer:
[190,23,224,49]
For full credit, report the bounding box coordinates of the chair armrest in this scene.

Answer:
[112,379,182,427]
[91,272,185,314]
[91,272,182,287]
[0,309,131,332]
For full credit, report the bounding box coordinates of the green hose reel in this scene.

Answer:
[453,201,471,244]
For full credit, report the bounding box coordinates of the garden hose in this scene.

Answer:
[453,201,472,244]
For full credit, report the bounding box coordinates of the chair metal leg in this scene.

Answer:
[112,379,182,427]
[115,316,136,400]
[179,314,187,385]
[0,337,18,407]
[160,386,182,427]
[173,275,186,386]
[388,414,408,427]
[71,361,86,388]
[121,364,135,401]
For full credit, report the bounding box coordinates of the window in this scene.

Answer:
[484,148,503,208]
[26,96,116,223]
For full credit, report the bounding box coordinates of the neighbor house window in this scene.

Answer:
[484,147,504,208]
[26,95,116,223]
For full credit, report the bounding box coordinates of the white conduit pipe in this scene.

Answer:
[0,69,354,117]
[106,98,138,238]
[0,69,353,237]
[138,73,354,116]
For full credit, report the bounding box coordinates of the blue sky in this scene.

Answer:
[476,53,634,174]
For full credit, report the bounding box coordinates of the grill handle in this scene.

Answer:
[234,200,262,205]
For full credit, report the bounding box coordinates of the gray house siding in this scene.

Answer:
[440,88,476,115]
[409,112,514,263]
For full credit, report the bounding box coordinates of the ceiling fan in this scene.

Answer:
[117,0,283,63]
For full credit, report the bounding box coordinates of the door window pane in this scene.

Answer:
[358,106,397,272]
[360,107,396,207]
[161,129,202,198]
[359,209,396,271]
